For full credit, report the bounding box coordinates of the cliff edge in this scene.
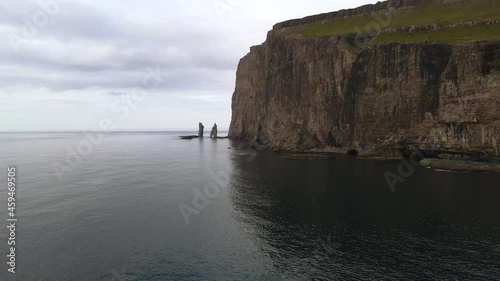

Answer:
[229,0,500,159]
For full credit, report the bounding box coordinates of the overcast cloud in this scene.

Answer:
[1,0,376,131]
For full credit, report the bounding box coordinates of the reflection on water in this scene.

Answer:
[228,146,500,280]
[0,132,498,280]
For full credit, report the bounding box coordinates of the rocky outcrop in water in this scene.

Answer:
[198,122,204,138]
[228,0,500,159]
[210,123,218,138]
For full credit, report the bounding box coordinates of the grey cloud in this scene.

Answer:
[0,0,241,94]
[105,91,128,96]
[0,63,234,92]
[27,96,88,106]
[0,0,378,130]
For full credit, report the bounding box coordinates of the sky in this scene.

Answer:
[0,0,377,131]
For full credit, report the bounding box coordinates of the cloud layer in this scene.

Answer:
[0,0,376,131]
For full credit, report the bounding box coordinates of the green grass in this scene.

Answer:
[373,23,500,43]
[304,13,385,37]
[289,122,301,131]
[301,0,500,42]
[488,59,500,67]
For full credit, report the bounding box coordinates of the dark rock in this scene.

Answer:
[347,150,359,156]
[282,153,336,160]
[420,158,500,173]
[210,123,218,138]
[180,135,199,140]
[198,123,204,138]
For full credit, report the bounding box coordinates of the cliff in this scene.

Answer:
[229,0,500,159]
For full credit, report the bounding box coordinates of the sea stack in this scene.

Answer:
[210,123,218,138]
[198,122,204,138]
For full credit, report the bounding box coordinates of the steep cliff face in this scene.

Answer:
[229,0,500,157]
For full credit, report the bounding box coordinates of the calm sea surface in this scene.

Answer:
[0,131,499,281]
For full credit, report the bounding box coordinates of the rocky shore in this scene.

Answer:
[420,158,500,173]
[275,147,500,173]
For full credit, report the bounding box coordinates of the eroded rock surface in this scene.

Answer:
[229,0,500,158]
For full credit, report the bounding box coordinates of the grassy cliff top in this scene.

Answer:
[298,0,500,43]
[374,22,500,43]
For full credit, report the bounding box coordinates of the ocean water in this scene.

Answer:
[0,131,499,281]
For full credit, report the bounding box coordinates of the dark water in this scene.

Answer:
[0,131,499,281]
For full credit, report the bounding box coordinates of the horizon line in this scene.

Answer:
[0,128,230,133]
